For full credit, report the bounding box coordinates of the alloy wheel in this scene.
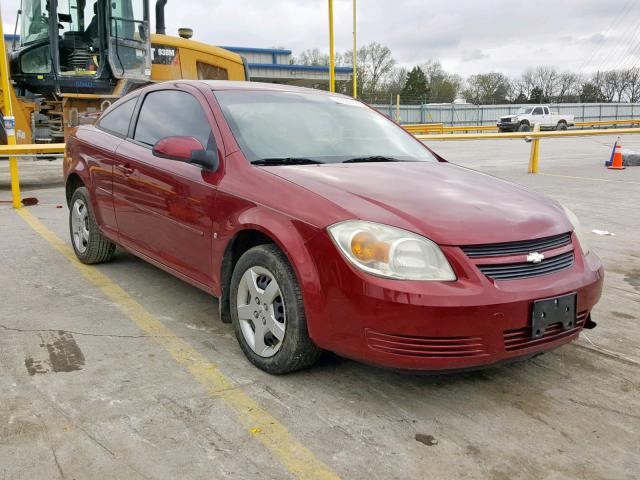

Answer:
[71,199,90,254]
[236,266,286,357]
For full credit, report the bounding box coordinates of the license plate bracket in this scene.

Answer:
[531,293,577,338]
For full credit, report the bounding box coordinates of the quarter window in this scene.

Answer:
[133,90,213,148]
[98,97,137,136]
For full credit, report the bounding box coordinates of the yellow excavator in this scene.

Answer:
[1,0,248,144]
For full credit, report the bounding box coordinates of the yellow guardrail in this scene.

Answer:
[404,118,640,134]
[1,143,66,208]
[404,123,496,134]
[414,127,640,174]
[576,119,640,127]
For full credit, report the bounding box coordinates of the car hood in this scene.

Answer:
[265,162,572,246]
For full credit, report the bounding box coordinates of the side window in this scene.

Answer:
[543,107,550,114]
[98,97,137,136]
[197,62,228,80]
[532,107,543,115]
[133,90,213,148]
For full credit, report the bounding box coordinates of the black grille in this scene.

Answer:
[500,116,513,122]
[462,233,572,258]
[478,251,575,280]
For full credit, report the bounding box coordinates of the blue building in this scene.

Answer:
[221,46,352,88]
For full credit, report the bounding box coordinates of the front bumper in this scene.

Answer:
[497,121,519,131]
[304,233,604,372]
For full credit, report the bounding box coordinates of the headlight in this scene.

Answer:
[562,206,590,255]
[327,220,456,281]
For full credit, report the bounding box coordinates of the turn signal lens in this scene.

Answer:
[328,220,456,281]
[351,232,390,263]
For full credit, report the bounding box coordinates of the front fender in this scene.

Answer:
[212,196,326,341]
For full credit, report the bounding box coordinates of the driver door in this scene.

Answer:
[532,106,545,126]
[112,86,223,287]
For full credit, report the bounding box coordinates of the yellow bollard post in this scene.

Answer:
[0,5,20,208]
[328,0,335,93]
[352,0,357,99]
[528,123,541,174]
[396,94,401,123]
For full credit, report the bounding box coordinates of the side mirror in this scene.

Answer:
[152,136,219,171]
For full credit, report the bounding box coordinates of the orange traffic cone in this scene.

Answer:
[608,137,626,170]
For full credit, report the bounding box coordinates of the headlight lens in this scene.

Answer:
[562,206,590,255]
[327,220,456,281]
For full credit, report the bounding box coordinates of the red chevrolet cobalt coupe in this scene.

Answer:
[64,81,603,374]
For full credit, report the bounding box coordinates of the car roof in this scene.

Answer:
[197,80,350,98]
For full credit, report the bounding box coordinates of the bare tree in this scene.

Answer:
[599,71,618,102]
[296,48,329,66]
[556,72,582,102]
[613,70,630,102]
[624,67,640,102]
[536,66,559,102]
[420,60,462,102]
[357,42,396,96]
[519,68,537,100]
[462,72,512,104]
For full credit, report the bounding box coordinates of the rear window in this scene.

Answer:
[98,98,137,137]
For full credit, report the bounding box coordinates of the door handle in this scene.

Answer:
[115,164,134,176]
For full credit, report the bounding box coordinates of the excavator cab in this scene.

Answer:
[1,0,245,144]
[10,0,151,95]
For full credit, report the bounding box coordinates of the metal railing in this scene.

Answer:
[414,127,640,173]
[1,144,66,208]
[404,118,640,134]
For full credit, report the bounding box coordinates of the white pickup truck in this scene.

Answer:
[497,106,575,132]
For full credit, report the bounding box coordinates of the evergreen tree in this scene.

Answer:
[401,66,429,104]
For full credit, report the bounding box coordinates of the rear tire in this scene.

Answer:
[69,187,116,264]
[230,244,322,374]
[556,121,568,131]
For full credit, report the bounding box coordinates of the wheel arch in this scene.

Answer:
[65,172,85,206]
[217,219,322,329]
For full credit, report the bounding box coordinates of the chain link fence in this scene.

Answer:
[365,101,640,125]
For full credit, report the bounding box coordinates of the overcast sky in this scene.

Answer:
[3,0,640,77]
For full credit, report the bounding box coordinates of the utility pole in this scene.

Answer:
[328,0,335,92]
[352,0,357,98]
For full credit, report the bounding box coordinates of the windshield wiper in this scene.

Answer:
[342,156,402,163]
[251,157,323,166]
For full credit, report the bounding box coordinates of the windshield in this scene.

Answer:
[21,0,49,44]
[517,107,533,114]
[214,90,436,164]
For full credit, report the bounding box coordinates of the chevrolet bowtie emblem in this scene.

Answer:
[527,252,545,264]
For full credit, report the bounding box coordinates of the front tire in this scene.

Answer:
[229,244,322,374]
[517,123,530,132]
[69,187,116,264]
